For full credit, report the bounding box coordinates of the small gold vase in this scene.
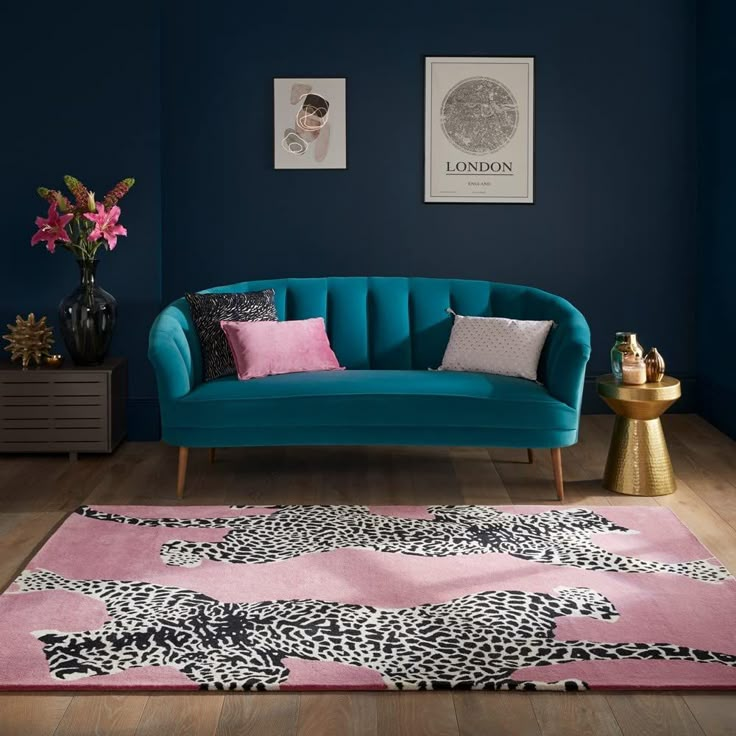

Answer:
[644,347,665,382]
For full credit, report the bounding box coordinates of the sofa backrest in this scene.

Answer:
[158,277,589,394]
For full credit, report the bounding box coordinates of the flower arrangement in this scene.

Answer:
[31,175,135,261]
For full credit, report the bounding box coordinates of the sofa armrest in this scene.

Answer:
[544,317,592,412]
[148,311,196,405]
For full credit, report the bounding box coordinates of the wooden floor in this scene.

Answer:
[0,414,735,736]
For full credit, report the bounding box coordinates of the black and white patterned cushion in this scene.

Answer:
[186,290,277,381]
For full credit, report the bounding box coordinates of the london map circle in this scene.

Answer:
[440,77,519,155]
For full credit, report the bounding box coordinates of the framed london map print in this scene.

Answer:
[425,57,534,203]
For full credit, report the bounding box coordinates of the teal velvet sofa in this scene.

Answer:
[148,277,591,499]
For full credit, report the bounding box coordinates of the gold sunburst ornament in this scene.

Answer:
[3,313,55,368]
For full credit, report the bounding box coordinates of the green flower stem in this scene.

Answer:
[63,216,96,263]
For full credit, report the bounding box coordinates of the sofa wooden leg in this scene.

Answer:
[177,447,189,499]
[551,447,564,501]
[527,448,534,464]
[209,448,216,464]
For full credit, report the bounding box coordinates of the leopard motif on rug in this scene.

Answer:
[75,504,731,584]
[12,569,736,691]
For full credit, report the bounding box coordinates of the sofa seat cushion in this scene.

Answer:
[168,370,577,431]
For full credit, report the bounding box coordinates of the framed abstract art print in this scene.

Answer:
[274,78,347,170]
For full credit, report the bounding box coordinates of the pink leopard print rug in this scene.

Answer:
[1,504,735,691]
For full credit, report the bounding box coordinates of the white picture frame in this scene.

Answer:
[274,78,347,170]
[425,57,534,203]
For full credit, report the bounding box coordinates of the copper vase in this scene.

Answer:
[644,347,665,382]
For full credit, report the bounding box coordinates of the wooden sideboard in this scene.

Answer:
[0,358,127,460]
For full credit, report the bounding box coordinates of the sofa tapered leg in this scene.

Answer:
[527,448,534,464]
[209,448,216,464]
[177,447,189,499]
[551,447,564,501]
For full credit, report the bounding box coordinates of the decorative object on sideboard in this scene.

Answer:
[31,174,135,365]
[2,313,54,368]
[621,354,647,385]
[59,258,118,366]
[44,354,64,368]
[610,332,643,381]
[644,347,666,383]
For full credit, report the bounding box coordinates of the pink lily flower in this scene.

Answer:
[84,203,128,250]
[31,201,74,254]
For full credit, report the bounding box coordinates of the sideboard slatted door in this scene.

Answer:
[0,358,127,459]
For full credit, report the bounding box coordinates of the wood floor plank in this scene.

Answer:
[0,455,65,513]
[0,512,65,588]
[450,447,511,504]
[683,693,736,736]
[408,448,465,507]
[216,693,298,736]
[655,478,736,573]
[84,443,167,506]
[376,692,459,736]
[41,455,110,512]
[454,692,541,735]
[134,694,224,736]
[491,447,561,505]
[319,447,378,506]
[0,694,71,736]
[670,415,736,461]
[355,449,405,507]
[385,448,419,504]
[296,693,376,736]
[174,446,229,506]
[221,448,294,506]
[666,425,736,533]
[493,444,612,506]
[55,694,149,736]
[531,693,623,736]
[666,415,736,486]
[605,693,704,736]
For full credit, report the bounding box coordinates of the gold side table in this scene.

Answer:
[596,375,681,496]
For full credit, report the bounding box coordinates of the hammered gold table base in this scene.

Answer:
[597,374,681,497]
[603,416,676,496]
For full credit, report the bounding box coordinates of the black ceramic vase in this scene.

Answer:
[59,259,117,366]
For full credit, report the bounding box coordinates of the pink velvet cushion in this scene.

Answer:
[220,317,344,380]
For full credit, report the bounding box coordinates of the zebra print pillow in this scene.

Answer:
[186,290,277,381]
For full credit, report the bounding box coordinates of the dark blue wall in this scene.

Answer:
[5,1,708,440]
[162,0,697,398]
[697,1,736,439]
[3,3,161,438]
